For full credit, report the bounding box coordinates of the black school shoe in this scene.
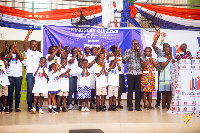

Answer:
[79,106,82,111]
[128,107,133,111]
[56,107,60,112]
[52,108,58,113]
[155,103,160,107]
[4,107,9,114]
[108,106,112,111]
[49,108,52,113]
[135,108,142,111]
[62,107,67,112]
[28,107,32,112]
[112,105,118,111]
[96,106,100,112]
[101,106,106,112]
[103,105,107,110]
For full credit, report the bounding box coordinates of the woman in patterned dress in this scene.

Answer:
[141,47,158,109]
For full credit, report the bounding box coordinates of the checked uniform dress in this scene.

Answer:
[141,58,156,92]
[77,86,91,99]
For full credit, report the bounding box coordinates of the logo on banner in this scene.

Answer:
[182,113,191,124]
[190,76,200,91]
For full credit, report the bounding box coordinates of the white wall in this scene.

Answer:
[0,27,42,41]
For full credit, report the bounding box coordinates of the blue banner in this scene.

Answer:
[43,25,146,57]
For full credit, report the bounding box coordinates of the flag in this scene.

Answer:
[128,0,137,18]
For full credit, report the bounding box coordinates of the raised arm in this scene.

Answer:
[6,45,16,61]
[1,42,9,57]
[24,29,33,52]
[14,42,24,61]
[152,29,160,53]
[58,42,67,59]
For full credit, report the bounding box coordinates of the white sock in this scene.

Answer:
[49,105,52,109]
[3,107,5,110]
[53,106,56,108]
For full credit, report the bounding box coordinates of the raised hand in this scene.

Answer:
[28,29,33,34]
[5,42,9,47]
[116,44,119,49]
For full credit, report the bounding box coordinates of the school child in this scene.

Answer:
[94,57,108,112]
[77,59,91,112]
[31,57,48,114]
[109,45,126,108]
[157,45,175,111]
[48,59,61,113]
[141,47,158,109]
[57,58,71,112]
[0,55,10,114]
[107,58,121,111]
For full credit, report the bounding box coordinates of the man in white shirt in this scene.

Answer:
[24,29,43,111]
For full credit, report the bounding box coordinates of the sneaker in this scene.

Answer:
[31,108,36,113]
[49,108,52,113]
[79,106,82,111]
[108,106,112,111]
[96,106,100,112]
[56,107,60,112]
[52,108,58,113]
[68,104,73,110]
[15,108,21,112]
[9,108,13,112]
[85,107,90,112]
[81,107,85,112]
[62,107,67,112]
[4,107,9,114]
[28,107,31,112]
[73,104,78,110]
[39,108,44,114]
[0,106,2,112]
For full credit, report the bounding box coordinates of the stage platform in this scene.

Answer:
[0,100,200,133]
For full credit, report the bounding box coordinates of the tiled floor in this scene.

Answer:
[0,100,200,133]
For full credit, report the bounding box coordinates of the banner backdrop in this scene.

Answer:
[43,25,146,57]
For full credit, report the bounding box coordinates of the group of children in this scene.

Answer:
[29,41,124,113]
[0,29,194,114]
